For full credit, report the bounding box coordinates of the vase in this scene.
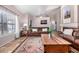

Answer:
[48,34,51,39]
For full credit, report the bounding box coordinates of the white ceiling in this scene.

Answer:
[15,5,60,16]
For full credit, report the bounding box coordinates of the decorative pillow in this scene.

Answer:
[63,29,73,36]
[42,28,47,32]
[32,29,37,32]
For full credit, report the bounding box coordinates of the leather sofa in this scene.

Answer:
[58,29,79,51]
[27,27,49,36]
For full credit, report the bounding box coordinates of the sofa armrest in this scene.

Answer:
[75,39,79,45]
[57,31,63,34]
[59,34,74,42]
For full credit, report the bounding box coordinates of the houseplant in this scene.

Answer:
[48,27,54,38]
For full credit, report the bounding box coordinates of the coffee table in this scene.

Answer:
[41,34,71,53]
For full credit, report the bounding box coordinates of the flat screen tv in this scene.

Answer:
[41,20,47,24]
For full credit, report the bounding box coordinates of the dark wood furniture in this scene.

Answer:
[41,34,71,53]
[20,30,27,37]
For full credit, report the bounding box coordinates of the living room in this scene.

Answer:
[0,5,79,53]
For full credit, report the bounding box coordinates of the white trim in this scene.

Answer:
[15,15,20,38]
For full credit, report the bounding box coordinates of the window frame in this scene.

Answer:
[0,10,16,35]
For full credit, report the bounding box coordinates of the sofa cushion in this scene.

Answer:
[32,29,37,32]
[42,28,48,32]
[60,34,74,42]
[63,29,73,36]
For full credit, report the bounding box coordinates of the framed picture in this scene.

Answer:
[41,20,47,24]
[64,6,71,19]
[63,6,71,23]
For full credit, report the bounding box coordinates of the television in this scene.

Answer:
[41,20,47,24]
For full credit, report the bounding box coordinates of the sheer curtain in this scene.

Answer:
[15,15,20,38]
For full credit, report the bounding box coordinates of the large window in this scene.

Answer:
[0,14,1,35]
[2,13,8,34]
[7,17,15,33]
[0,10,16,35]
[0,23,1,35]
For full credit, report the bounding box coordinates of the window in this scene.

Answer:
[7,19,15,33]
[0,24,1,35]
[0,10,16,35]
[2,13,8,34]
[0,14,1,23]
[0,13,2,34]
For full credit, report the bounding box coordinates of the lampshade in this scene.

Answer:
[51,21,55,24]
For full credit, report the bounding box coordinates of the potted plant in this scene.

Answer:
[48,27,54,38]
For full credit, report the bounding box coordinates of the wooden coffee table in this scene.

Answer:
[41,34,71,53]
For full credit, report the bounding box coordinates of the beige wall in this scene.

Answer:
[20,15,29,30]
[32,17,50,27]
[48,5,79,31]
[47,7,61,31]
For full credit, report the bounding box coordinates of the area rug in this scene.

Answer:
[15,37,44,53]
